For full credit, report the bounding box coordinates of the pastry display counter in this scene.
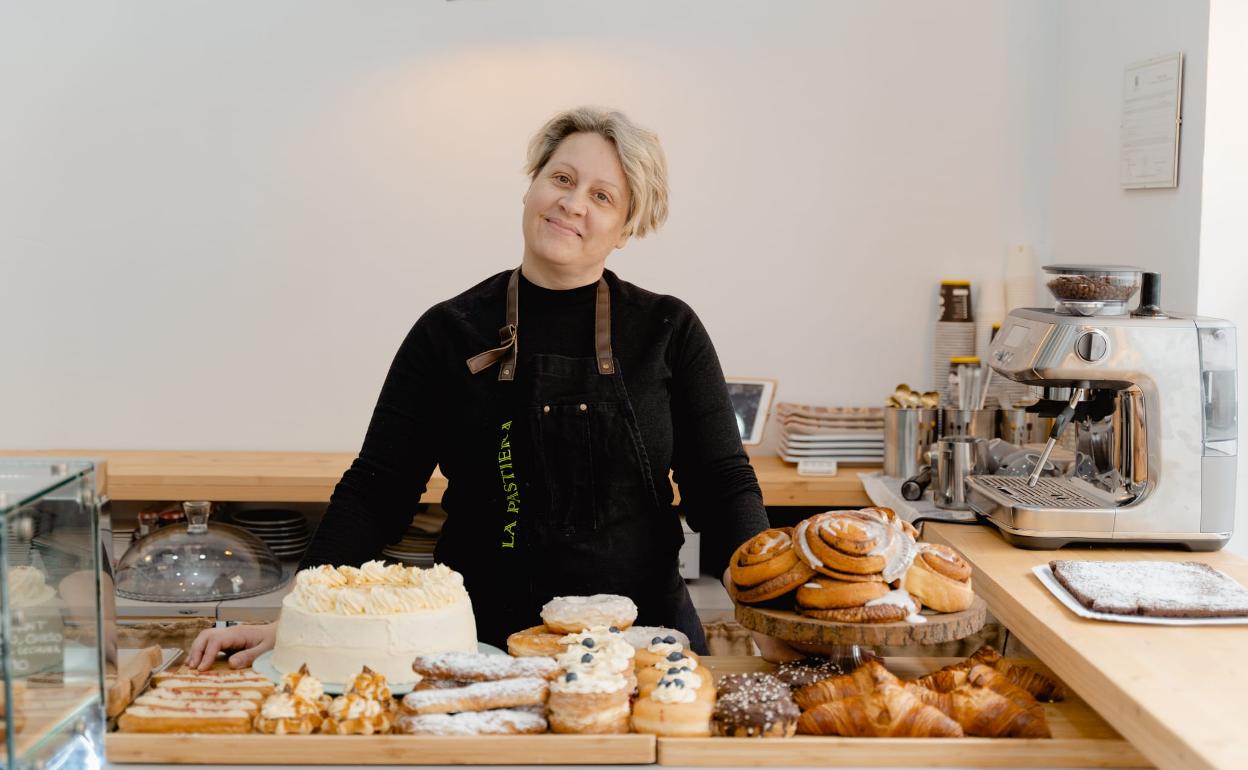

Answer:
[8,449,1243,768]
[926,523,1248,770]
[0,450,876,507]
[102,656,1139,768]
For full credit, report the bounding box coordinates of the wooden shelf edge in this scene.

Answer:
[656,736,1150,768]
[105,733,656,765]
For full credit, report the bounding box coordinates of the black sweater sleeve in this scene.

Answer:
[300,312,443,569]
[667,308,770,577]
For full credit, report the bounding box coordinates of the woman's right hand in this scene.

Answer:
[187,622,278,670]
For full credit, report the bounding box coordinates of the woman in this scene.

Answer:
[189,107,769,669]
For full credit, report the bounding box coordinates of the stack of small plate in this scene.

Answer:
[775,404,885,465]
[381,509,444,567]
[111,525,136,566]
[230,509,310,561]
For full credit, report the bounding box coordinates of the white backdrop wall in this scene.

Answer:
[2,0,1209,455]
[1047,0,1210,315]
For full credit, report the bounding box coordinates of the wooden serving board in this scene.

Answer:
[105,733,656,765]
[734,596,988,646]
[656,657,1150,768]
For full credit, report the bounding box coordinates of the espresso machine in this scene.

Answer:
[967,265,1238,550]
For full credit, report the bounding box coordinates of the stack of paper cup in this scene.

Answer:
[1001,244,1036,406]
[1005,244,1036,311]
[932,322,976,406]
[932,280,976,405]
[977,277,1005,360]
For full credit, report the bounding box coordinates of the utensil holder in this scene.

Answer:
[940,408,996,440]
[884,408,938,478]
[934,436,989,510]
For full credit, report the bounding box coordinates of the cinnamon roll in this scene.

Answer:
[793,509,919,584]
[903,543,975,613]
[728,529,815,603]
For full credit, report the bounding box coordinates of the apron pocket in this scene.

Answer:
[531,402,599,534]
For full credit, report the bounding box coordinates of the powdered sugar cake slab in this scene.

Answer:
[1032,564,1248,626]
[1050,560,1248,617]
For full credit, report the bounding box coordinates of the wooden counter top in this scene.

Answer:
[0,450,874,507]
[926,522,1248,770]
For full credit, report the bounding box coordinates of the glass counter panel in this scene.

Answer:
[2,460,105,770]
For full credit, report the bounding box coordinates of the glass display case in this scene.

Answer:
[1,460,105,770]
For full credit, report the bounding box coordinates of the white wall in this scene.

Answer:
[3,1,1211,459]
[1199,0,1248,557]
[1047,0,1210,313]
[3,0,1059,451]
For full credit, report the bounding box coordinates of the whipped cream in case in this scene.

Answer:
[260,693,304,720]
[550,666,627,694]
[6,565,57,609]
[651,670,701,704]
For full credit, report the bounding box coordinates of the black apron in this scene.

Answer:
[443,267,706,653]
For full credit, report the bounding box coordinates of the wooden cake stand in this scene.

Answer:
[734,596,988,648]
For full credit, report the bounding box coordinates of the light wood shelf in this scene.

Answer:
[0,450,874,507]
[926,522,1248,770]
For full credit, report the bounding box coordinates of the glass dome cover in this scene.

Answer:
[115,502,287,602]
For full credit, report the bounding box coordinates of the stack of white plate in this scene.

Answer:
[382,510,444,567]
[231,509,310,561]
[112,525,135,565]
[775,404,885,465]
[5,519,32,567]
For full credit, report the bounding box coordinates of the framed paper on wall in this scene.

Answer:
[724,378,776,446]
[1120,52,1183,189]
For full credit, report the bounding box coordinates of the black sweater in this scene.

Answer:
[301,269,768,581]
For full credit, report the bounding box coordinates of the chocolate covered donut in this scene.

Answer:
[712,673,799,738]
[773,657,847,690]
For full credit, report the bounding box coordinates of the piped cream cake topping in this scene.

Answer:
[289,561,468,615]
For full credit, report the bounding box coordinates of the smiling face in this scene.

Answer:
[521,132,632,286]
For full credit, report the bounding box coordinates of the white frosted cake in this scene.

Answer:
[7,566,56,609]
[272,561,477,685]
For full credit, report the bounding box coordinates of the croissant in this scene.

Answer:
[910,667,968,693]
[793,660,898,710]
[965,665,1046,722]
[912,646,1066,702]
[797,683,963,737]
[991,659,1067,702]
[904,684,1050,738]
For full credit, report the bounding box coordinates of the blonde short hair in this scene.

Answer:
[525,107,669,239]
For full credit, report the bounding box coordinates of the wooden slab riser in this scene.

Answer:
[106,734,656,765]
[656,736,1151,768]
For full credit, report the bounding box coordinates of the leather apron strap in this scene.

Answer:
[594,276,614,375]
[466,267,613,380]
[465,268,521,380]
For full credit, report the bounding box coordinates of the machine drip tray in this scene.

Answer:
[967,476,1115,510]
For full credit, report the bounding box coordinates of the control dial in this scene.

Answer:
[1074,329,1109,363]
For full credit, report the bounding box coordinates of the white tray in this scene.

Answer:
[782,455,883,465]
[1032,564,1248,626]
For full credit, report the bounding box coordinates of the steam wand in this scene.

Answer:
[1027,384,1088,488]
